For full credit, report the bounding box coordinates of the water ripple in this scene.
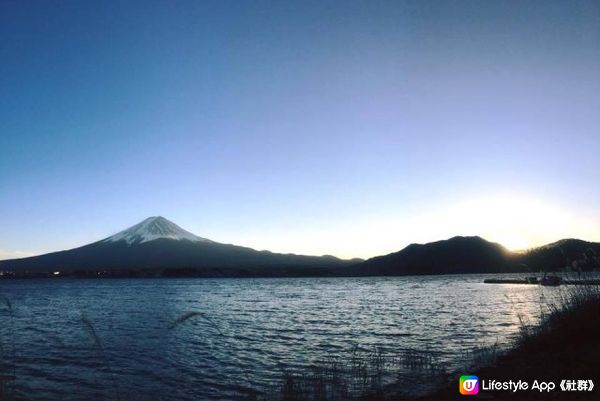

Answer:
[0,274,561,400]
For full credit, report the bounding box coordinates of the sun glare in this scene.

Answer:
[445,194,574,251]
[234,192,598,259]
[497,236,531,252]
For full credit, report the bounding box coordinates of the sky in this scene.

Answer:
[1,0,599,260]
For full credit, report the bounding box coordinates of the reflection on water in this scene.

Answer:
[0,275,563,400]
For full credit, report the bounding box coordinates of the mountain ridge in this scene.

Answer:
[0,217,356,274]
[352,235,514,276]
[1,217,598,277]
[350,236,600,276]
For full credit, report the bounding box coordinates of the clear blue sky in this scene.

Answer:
[1,0,599,259]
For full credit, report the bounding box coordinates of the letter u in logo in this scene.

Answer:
[460,375,479,395]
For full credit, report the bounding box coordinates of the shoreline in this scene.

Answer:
[407,287,600,401]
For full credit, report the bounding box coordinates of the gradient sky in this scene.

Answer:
[1,0,599,260]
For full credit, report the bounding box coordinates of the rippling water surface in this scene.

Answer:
[0,275,562,400]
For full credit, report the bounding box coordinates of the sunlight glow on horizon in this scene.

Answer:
[1,192,599,261]
[200,192,600,259]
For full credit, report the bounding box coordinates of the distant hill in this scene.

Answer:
[518,239,600,272]
[352,236,600,276]
[0,217,356,276]
[353,236,518,276]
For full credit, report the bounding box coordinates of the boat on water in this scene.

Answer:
[484,273,563,286]
[484,267,600,285]
[540,273,561,286]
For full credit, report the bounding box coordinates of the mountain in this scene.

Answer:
[353,236,600,276]
[519,239,600,272]
[352,236,519,276]
[0,216,355,276]
[104,216,211,244]
[1,219,598,278]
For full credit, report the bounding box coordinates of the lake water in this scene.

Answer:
[0,275,564,400]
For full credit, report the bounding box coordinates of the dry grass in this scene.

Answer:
[0,294,15,400]
[169,310,258,401]
[168,311,224,336]
[81,314,122,401]
[272,347,447,401]
[417,284,600,401]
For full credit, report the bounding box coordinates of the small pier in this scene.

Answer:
[484,278,600,285]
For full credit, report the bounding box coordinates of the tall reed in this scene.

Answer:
[81,314,122,401]
[0,295,15,400]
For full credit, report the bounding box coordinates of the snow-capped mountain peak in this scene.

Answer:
[103,216,212,245]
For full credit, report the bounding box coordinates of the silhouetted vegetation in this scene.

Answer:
[415,285,600,401]
[520,239,600,273]
[0,295,15,400]
[271,347,448,401]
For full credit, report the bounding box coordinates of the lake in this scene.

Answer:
[0,275,562,400]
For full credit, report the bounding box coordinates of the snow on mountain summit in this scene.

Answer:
[103,216,212,245]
